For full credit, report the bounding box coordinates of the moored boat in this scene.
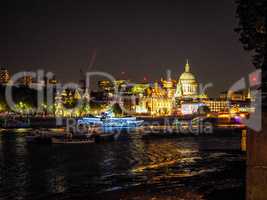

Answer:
[51,136,94,144]
[1,118,30,129]
[26,129,67,144]
[93,132,115,142]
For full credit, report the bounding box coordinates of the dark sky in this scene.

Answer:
[5,0,254,97]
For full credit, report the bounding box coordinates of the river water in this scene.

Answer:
[0,130,245,200]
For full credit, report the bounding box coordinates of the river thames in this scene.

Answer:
[0,130,245,200]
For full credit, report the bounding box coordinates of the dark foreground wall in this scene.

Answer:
[247,114,267,200]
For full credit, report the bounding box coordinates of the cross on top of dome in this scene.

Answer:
[185,59,190,72]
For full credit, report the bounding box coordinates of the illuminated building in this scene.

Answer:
[98,80,129,92]
[48,76,58,85]
[0,66,10,84]
[115,80,129,91]
[131,83,150,94]
[219,89,251,101]
[181,103,209,115]
[135,96,173,116]
[123,79,176,116]
[161,78,176,89]
[202,98,253,114]
[160,78,176,98]
[175,60,198,99]
[202,99,229,112]
[79,89,88,101]
[74,89,82,100]
[54,88,91,117]
[83,88,90,102]
[216,89,253,113]
[55,91,64,116]
[230,100,254,113]
[20,75,33,86]
[135,82,173,116]
[98,80,113,91]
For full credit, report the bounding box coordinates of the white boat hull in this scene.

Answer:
[78,117,143,127]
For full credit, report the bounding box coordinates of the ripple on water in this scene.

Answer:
[0,132,245,199]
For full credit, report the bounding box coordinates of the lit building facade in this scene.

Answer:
[48,76,58,85]
[98,80,113,91]
[202,99,229,112]
[20,75,33,86]
[160,79,176,98]
[202,98,253,114]
[220,90,251,101]
[175,60,198,99]
[135,82,173,116]
[98,80,129,92]
[54,88,91,117]
[0,66,10,84]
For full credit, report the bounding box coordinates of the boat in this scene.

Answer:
[93,132,115,142]
[26,129,66,144]
[1,118,30,129]
[77,111,144,128]
[51,138,94,144]
[26,133,53,144]
[51,134,94,144]
[25,133,39,143]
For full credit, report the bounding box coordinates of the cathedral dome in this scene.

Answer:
[175,60,199,98]
[178,60,197,82]
[179,71,196,81]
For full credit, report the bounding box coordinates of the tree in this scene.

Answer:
[112,103,123,116]
[235,0,267,109]
[235,0,267,69]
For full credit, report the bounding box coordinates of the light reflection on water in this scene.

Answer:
[0,130,245,200]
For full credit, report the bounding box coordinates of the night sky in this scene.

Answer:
[5,0,254,97]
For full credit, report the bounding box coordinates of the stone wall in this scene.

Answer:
[247,114,267,200]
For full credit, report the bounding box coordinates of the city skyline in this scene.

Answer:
[5,1,255,96]
[2,1,267,200]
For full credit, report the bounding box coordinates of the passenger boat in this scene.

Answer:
[77,111,144,128]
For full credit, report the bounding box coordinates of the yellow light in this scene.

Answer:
[218,114,230,118]
[240,113,246,118]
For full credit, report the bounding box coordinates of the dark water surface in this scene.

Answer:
[0,131,245,200]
